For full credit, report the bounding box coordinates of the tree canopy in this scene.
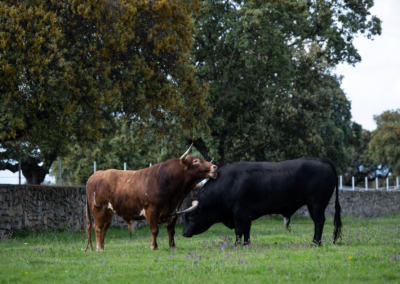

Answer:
[0,0,209,183]
[370,109,400,176]
[0,0,209,151]
[187,0,381,167]
[0,0,384,184]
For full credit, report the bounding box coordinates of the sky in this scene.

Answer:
[335,0,400,131]
[1,0,399,184]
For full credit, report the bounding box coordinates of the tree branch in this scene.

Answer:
[0,161,19,173]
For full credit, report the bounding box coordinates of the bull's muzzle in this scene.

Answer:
[210,165,218,179]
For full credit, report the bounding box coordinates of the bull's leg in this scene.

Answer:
[234,216,251,246]
[127,222,134,240]
[99,210,113,249]
[235,233,242,246]
[308,203,327,246]
[100,221,112,249]
[146,210,159,250]
[308,204,326,246]
[307,205,315,220]
[85,216,94,252]
[167,219,178,248]
[284,216,291,232]
[243,221,252,245]
[93,207,112,251]
[94,223,104,251]
[312,207,326,246]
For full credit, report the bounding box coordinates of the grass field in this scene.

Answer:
[1,214,399,283]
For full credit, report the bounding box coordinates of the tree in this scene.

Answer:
[186,0,381,167]
[0,0,209,183]
[341,128,385,187]
[370,109,400,176]
[49,121,159,185]
[0,141,57,184]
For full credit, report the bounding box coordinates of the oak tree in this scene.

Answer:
[0,0,209,183]
[187,0,381,167]
[370,109,400,176]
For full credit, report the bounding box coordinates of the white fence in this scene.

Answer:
[1,159,399,189]
[339,175,399,190]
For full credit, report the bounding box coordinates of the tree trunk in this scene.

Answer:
[192,138,211,162]
[216,145,226,168]
[20,153,57,185]
[21,164,49,185]
[191,137,226,168]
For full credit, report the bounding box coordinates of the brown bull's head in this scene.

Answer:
[180,143,218,180]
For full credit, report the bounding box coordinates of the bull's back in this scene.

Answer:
[208,158,336,216]
[86,169,146,216]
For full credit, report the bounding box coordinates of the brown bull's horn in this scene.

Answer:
[171,201,199,216]
[180,143,193,161]
[210,158,214,163]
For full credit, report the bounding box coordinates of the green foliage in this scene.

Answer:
[0,0,209,183]
[50,121,160,185]
[1,216,400,283]
[341,128,385,186]
[0,0,209,154]
[370,109,400,176]
[187,0,381,166]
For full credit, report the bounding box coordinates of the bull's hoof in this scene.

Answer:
[234,242,241,246]
[312,241,321,247]
[150,245,158,251]
[169,245,176,249]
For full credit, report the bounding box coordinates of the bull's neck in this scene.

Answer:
[181,177,203,195]
[197,186,224,222]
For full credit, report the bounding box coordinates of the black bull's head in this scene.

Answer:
[181,198,212,238]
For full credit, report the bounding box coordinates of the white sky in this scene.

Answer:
[335,0,400,131]
[1,1,399,184]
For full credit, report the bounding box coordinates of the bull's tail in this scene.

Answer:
[329,160,342,244]
[85,193,94,252]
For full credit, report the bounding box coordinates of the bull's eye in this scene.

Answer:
[193,159,199,164]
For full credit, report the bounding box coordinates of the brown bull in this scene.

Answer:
[85,144,218,251]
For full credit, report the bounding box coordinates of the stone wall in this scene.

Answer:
[0,184,203,231]
[292,190,400,218]
[0,185,86,231]
[1,184,400,231]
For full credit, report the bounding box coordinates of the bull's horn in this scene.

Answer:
[180,143,193,161]
[171,201,199,216]
[210,158,214,163]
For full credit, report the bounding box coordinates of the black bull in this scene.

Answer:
[182,158,342,245]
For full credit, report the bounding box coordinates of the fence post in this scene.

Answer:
[387,178,389,190]
[58,159,62,186]
[397,177,399,189]
[18,158,21,185]
[376,177,378,189]
[149,163,152,167]
[94,161,96,173]
[352,176,355,190]
[124,162,126,171]
[365,176,368,190]
[340,175,342,189]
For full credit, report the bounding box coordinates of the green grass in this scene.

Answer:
[1,214,399,283]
